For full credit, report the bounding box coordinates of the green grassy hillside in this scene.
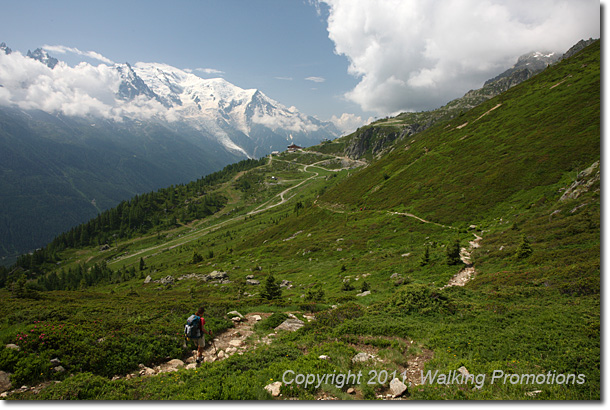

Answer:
[0,41,600,401]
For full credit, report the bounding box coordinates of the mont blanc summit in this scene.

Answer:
[0,44,340,158]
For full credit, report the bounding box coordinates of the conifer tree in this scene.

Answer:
[446,238,462,265]
[515,235,533,259]
[261,274,282,300]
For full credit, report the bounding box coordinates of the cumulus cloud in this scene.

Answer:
[330,112,373,135]
[305,76,326,83]
[317,0,600,115]
[0,50,168,121]
[42,44,115,65]
[195,67,225,75]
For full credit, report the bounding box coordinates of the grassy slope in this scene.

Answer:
[0,42,600,401]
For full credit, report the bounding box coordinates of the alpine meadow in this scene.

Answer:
[0,40,600,401]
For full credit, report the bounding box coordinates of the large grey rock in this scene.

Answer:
[356,290,371,297]
[0,371,12,393]
[144,275,152,284]
[275,318,305,332]
[246,279,260,286]
[5,344,20,351]
[209,271,228,280]
[389,378,408,397]
[265,381,282,397]
[159,275,174,285]
[157,359,184,373]
[351,352,374,363]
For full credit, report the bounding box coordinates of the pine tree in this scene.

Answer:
[139,257,146,271]
[261,274,282,300]
[420,246,430,266]
[515,235,533,259]
[446,238,462,265]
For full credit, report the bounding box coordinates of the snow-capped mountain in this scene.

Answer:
[0,45,339,158]
[128,62,339,157]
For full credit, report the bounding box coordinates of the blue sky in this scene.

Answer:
[0,0,601,130]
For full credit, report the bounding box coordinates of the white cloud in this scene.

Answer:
[42,44,115,65]
[330,112,373,135]
[195,67,225,75]
[317,0,600,115]
[305,76,326,83]
[0,50,169,121]
[275,76,293,81]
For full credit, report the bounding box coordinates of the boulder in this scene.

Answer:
[458,366,470,377]
[50,358,61,365]
[209,271,228,280]
[159,275,174,285]
[99,244,110,251]
[251,315,262,321]
[356,290,371,297]
[389,378,408,397]
[347,387,356,394]
[246,275,254,279]
[246,279,260,286]
[227,310,244,318]
[157,359,184,373]
[144,275,152,284]
[279,280,293,288]
[318,355,330,360]
[275,318,305,332]
[265,381,282,397]
[53,365,66,373]
[0,371,12,393]
[229,339,243,347]
[185,363,198,370]
[5,344,20,351]
[351,352,374,363]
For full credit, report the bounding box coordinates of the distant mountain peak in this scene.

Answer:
[26,48,58,69]
[0,42,12,55]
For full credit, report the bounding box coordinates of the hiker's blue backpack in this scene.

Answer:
[185,314,202,339]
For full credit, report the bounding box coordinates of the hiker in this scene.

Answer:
[185,306,212,364]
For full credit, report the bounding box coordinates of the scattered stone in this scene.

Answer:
[227,310,244,318]
[275,318,305,332]
[356,290,371,297]
[157,359,184,373]
[144,275,152,284]
[352,352,374,363]
[99,244,110,251]
[246,279,260,286]
[139,367,156,376]
[231,316,242,323]
[229,339,243,347]
[185,363,197,370]
[246,275,254,279]
[303,315,315,322]
[525,390,543,397]
[279,280,293,288]
[390,273,401,279]
[50,358,61,366]
[5,344,20,351]
[401,253,411,257]
[209,271,228,280]
[347,387,356,394]
[0,371,12,393]
[390,378,408,397]
[458,366,470,377]
[287,313,297,319]
[53,366,66,373]
[218,351,226,359]
[251,315,262,321]
[158,275,174,285]
[265,381,282,397]
[319,355,330,360]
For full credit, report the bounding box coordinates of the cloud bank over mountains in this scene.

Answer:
[317,0,600,116]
